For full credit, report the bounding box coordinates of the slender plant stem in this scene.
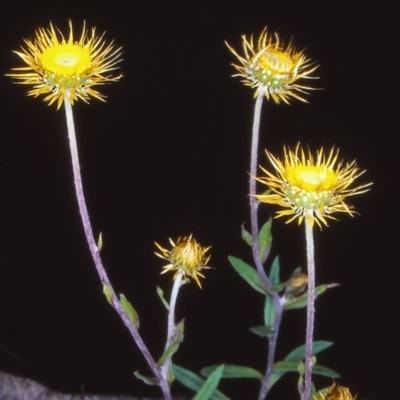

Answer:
[302,219,315,400]
[63,94,172,400]
[249,90,282,400]
[161,273,183,381]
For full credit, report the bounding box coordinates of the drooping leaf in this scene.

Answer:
[134,370,158,386]
[201,364,262,380]
[273,361,339,378]
[258,218,272,263]
[228,256,269,295]
[249,325,274,338]
[120,294,140,329]
[193,365,225,400]
[172,364,230,400]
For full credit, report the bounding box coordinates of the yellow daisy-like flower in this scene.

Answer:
[314,382,357,400]
[8,20,122,109]
[226,27,319,104]
[255,144,372,228]
[155,235,211,288]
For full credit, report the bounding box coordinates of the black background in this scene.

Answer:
[0,1,397,399]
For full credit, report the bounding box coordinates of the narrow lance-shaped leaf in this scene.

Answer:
[172,364,230,400]
[228,256,269,295]
[156,286,170,310]
[193,365,225,400]
[241,224,253,247]
[258,218,272,264]
[97,232,103,251]
[120,294,140,329]
[283,284,339,310]
[201,364,263,380]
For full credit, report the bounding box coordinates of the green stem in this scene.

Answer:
[302,219,315,400]
[64,94,172,400]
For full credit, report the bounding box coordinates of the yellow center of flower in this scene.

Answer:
[286,166,337,192]
[41,43,91,76]
[254,49,295,87]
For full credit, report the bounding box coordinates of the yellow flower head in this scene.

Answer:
[255,144,372,228]
[155,235,211,288]
[226,27,319,104]
[8,20,122,109]
[314,382,357,400]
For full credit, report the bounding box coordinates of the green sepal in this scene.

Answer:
[172,364,230,400]
[249,325,274,338]
[313,386,330,399]
[258,218,272,264]
[134,370,158,386]
[241,224,253,246]
[283,284,338,310]
[193,364,225,400]
[228,256,269,295]
[97,232,103,251]
[156,286,170,310]
[102,282,113,305]
[120,293,140,329]
[201,364,263,380]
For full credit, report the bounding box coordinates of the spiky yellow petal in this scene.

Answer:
[155,235,211,288]
[314,382,357,400]
[255,144,372,228]
[226,27,319,104]
[7,20,122,109]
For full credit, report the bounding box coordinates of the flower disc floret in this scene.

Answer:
[226,27,319,104]
[155,235,211,288]
[255,144,372,228]
[8,20,122,109]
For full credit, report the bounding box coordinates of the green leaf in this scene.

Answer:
[172,365,230,400]
[120,294,140,329]
[193,365,225,400]
[273,361,339,378]
[201,364,263,380]
[172,319,185,345]
[134,370,158,386]
[156,286,170,310]
[228,256,269,295]
[283,284,337,310]
[263,294,276,331]
[102,282,113,305]
[157,343,179,367]
[97,232,103,251]
[258,219,272,263]
[269,256,280,285]
[249,325,274,338]
[241,224,253,246]
[285,341,334,362]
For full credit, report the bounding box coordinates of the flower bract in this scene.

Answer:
[255,144,372,228]
[8,20,122,109]
[226,27,319,104]
[314,382,357,400]
[155,235,211,288]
